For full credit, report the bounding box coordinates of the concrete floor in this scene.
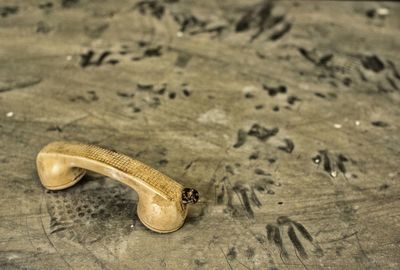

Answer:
[1,0,399,269]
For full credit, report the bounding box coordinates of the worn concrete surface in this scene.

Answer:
[1,0,400,269]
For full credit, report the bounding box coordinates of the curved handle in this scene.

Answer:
[36,141,199,233]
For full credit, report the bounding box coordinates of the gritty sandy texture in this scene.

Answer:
[0,0,400,269]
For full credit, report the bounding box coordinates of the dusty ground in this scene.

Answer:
[1,0,400,269]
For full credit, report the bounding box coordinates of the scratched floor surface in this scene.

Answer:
[0,0,400,269]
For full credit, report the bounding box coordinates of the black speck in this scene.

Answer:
[330,81,338,88]
[320,150,332,175]
[168,92,176,99]
[263,84,287,96]
[371,121,389,127]
[255,168,270,176]
[271,224,288,258]
[288,225,308,259]
[138,41,148,47]
[278,138,294,153]
[233,184,254,217]
[272,105,280,112]
[233,129,247,148]
[107,59,119,65]
[249,152,259,160]
[256,52,266,59]
[268,158,276,164]
[248,124,279,141]
[137,83,153,91]
[387,60,400,80]
[319,54,333,66]
[136,0,165,19]
[184,161,194,170]
[149,97,161,108]
[96,51,111,66]
[87,90,98,101]
[277,216,291,225]
[362,55,385,73]
[39,2,53,9]
[175,53,191,68]
[216,184,225,205]
[245,247,255,259]
[80,50,94,68]
[227,247,237,260]
[255,104,264,110]
[387,76,399,90]
[143,46,162,57]
[287,95,301,105]
[328,92,337,99]
[292,220,313,242]
[366,9,375,18]
[379,183,389,191]
[337,154,348,174]
[269,22,291,41]
[69,95,86,103]
[117,91,134,98]
[245,92,254,98]
[182,89,190,97]
[266,224,275,242]
[158,159,168,166]
[36,21,51,33]
[61,0,79,8]
[194,259,206,267]
[225,165,234,175]
[47,126,63,132]
[298,47,316,64]
[157,85,167,95]
[172,14,207,33]
[235,16,250,32]
[342,77,352,86]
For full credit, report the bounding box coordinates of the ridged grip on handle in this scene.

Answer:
[36,141,198,233]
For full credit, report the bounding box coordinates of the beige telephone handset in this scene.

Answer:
[36,141,199,233]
